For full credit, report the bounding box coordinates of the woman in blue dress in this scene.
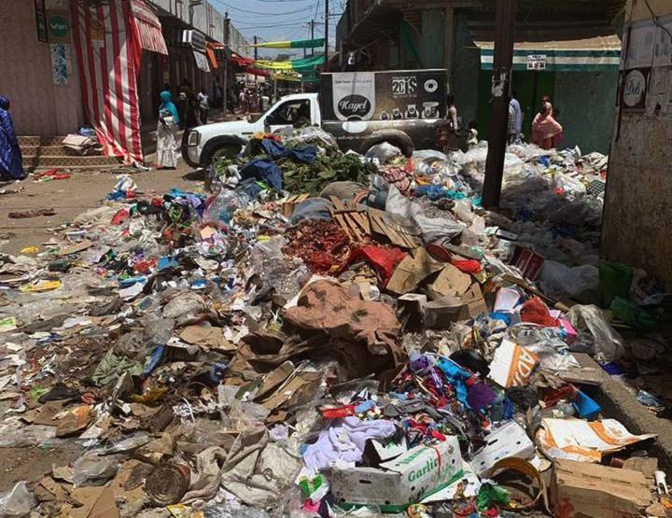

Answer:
[0,96,26,180]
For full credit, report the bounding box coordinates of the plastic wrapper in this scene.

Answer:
[364,142,402,164]
[202,190,250,224]
[567,304,625,362]
[72,452,119,486]
[0,482,36,517]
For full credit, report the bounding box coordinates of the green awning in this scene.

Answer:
[476,35,621,72]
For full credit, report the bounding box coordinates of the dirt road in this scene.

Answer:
[0,164,203,256]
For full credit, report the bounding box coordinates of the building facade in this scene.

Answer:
[602,0,672,288]
[0,0,246,162]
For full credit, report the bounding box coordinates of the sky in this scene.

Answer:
[209,0,343,60]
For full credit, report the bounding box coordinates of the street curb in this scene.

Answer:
[574,353,672,472]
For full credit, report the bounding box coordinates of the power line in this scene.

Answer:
[211,0,313,16]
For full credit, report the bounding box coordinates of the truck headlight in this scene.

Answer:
[187,131,200,146]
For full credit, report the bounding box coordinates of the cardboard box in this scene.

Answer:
[488,339,538,388]
[424,283,488,328]
[551,459,651,518]
[330,437,463,513]
[470,421,535,476]
[363,437,408,467]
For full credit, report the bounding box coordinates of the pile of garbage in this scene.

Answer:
[0,129,670,518]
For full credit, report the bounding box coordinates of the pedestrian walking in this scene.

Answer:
[239,89,247,114]
[442,94,461,152]
[508,91,522,144]
[0,96,26,181]
[261,91,270,112]
[156,91,180,169]
[531,98,563,150]
[197,88,210,124]
[212,78,223,109]
[178,80,201,131]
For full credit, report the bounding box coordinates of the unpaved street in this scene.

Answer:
[0,165,202,256]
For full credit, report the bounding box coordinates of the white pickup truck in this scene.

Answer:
[183,69,450,169]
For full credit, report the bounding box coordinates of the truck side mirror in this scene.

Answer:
[264,116,273,127]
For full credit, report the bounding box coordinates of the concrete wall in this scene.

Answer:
[452,13,480,128]
[602,0,672,288]
[554,70,618,154]
[0,0,83,136]
[420,10,445,69]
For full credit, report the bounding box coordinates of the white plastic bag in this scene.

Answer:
[538,261,599,300]
[567,304,625,362]
[385,186,463,243]
[364,142,402,164]
[0,482,37,517]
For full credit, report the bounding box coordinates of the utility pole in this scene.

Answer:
[482,0,516,209]
[310,19,315,57]
[253,35,258,86]
[324,0,329,67]
[223,12,230,116]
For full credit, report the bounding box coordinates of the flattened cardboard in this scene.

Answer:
[427,264,472,300]
[386,247,444,296]
[470,421,535,476]
[537,418,657,463]
[424,283,488,328]
[330,436,463,513]
[487,339,538,388]
[551,459,651,518]
[179,326,236,352]
[70,486,120,518]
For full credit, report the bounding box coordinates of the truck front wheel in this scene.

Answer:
[208,144,241,167]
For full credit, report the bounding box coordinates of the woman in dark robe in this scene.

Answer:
[0,96,26,180]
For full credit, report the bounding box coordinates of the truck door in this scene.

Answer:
[263,99,312,133]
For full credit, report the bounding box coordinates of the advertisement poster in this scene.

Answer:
[620,68,649,113]
[330,72,376,121]
[323,70,446,121]
[46,9,71,44]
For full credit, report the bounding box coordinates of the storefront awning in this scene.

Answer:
[130,0,168,55]
[206,46,219,69]
[475,35,621,72]
[193,50,210,72]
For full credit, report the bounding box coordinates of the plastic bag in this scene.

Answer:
[364,142,401,164]
[599,261,633,306]
[385,186,463,243]
[202,190,250,223]
[567,304,625,362]
[610,296,657,331]
[72,452,119,487]
[290,198,334,224]
[538,261,599,302]
[0,482,36,517]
